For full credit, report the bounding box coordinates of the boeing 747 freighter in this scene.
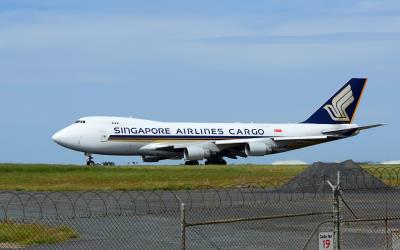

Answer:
[52,78,384,165]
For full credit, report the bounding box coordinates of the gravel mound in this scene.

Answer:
[280,160,389,193]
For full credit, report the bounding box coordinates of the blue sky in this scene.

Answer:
[0,0,398,165]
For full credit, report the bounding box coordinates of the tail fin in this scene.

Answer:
[302,78,367,124]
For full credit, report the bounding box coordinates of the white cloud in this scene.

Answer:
[270,17,400,36]
[1,8,399,85]
[357,0,400,13]
[381,160,400,165]
[0,11,252,50]
[272,160,308,165]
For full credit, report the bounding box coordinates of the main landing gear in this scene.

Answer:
[184,160,200,165]
[85,153,95,166]
[205,158,227,165]
[184,158,227,165]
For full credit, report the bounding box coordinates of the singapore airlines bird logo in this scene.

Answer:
[323,85,354,122]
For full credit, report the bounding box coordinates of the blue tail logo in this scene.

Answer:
[303,78,367,124]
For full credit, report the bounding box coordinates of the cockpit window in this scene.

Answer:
[74,120,86,124]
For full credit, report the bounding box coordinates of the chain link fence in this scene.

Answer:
[0,166,399,249]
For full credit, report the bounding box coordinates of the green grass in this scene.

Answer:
[0,163,398,191]
[0,220,77,247]
[362,164,400,186]
[0,163,307,191]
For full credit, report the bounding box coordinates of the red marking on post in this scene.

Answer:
[274,129,283,133]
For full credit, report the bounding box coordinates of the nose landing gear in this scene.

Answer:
[85,153,95,166]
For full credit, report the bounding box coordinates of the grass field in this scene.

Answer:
[0,163,398,191]
[0,163,307,191]
[0,220,77,247]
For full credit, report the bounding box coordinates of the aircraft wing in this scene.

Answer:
[141,136,331,153]
[139,133,350,161]
[213,136,331,145]
[139,141,215,151]
[139,143,175,151]
[271,136,329,141]
[214,137,273,145]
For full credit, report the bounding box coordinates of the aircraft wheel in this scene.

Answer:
[86,160,95,166]
[184,160,199,165]
[218,159,227,165]
[205,158,227,165]
[85,153,95,167]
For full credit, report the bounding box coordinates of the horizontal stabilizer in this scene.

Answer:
[357,123,387,130]
[322,124,386,135]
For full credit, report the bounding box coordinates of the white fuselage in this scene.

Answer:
[52,116,356,160]
[51,78,381,164]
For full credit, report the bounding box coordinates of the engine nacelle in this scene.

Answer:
[142,156,166,162]
[245,142,272,156]
[184,146,209,160]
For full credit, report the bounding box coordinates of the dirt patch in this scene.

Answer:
[0,243,23,249]
[280,160,389,193]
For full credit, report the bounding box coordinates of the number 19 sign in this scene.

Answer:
[319,232,333,250]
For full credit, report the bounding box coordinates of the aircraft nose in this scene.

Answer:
[52,127,80,149]
[52,130,64,145]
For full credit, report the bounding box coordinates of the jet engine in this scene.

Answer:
[245,142,273,156]
[184,146,210,160]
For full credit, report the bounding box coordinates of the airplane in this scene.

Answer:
[52,78,384,166]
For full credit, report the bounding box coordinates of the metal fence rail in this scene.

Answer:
[176,170,400,250]
[0,167,395,220]
[0,184,330,219]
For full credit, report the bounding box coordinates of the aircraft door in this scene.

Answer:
[100,131,109,142]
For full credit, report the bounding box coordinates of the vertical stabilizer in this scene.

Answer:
[302,78,367,124]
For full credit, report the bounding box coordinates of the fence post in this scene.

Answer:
[333,185,340,250]
[328,171,341,250]
[385,217,388,250]
[181,202,186,250]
